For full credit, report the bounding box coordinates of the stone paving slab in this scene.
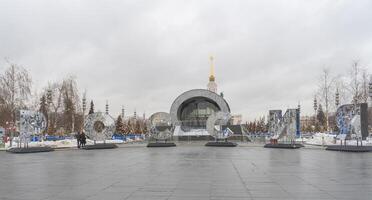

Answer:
[0,145,371,200]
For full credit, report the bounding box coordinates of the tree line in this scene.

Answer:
[310,60,370,133]
[114,115,148,135]
[0,61,83,135]
[244,60,371,134]
[1,59,370,135]
[0,61,151,136]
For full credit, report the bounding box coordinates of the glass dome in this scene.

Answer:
[178,97,220,129]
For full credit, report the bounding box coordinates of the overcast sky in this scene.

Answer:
[0,0,371,121]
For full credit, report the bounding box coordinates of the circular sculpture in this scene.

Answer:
[170,89,230,130]
[147,112,173,140]
[94,121,105,133]
[206,111,232,139]
[84,112,115,141]
[19,110,47,143]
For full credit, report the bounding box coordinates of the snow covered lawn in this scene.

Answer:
[4,137,144,149]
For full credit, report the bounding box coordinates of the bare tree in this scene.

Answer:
[361,68,369,103]
[28,88,41,111]
[42,76,81,134]
[317,68,338,132]
[44,81,64,133]
[326,61,370,107]
[348,60,366,104]
[0,60,32,123]
[61,76,80,133]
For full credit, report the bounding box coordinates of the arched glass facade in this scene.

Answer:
[178,97,220,129]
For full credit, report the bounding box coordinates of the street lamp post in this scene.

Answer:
[82,92,87,133]
[313,96,318,132]
[335,88,340,108]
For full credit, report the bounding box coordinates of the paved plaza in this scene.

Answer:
[1,144,372,200]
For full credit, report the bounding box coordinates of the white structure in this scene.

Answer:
[269,109,297,141]
[84,112,115,141]
[147,112,173,140]
[170,89,230,136]
[206,111,232,139]
[19,110,47,145]
[207,56,218,93]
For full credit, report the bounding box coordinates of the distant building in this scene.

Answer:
[171,89,230,137]
[231,114,242,125]
[300,115,315,132]
[300,116,314,126]
[169,57,244,137]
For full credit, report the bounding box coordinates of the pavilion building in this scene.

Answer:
[169,57,246,139]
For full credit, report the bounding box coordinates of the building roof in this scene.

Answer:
[170,89,231,125]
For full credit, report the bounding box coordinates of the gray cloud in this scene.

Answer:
[0,0,371,121]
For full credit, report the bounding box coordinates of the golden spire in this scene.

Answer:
[209,56,215,82]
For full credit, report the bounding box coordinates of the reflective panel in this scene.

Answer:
[84,112,115,141]
[147,112,173,140]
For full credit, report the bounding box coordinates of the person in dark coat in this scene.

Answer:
[76,132,81,148]
[80,131,86,147]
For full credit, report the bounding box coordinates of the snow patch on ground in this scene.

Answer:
[4,137,144,149]
[305,132,372,146]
